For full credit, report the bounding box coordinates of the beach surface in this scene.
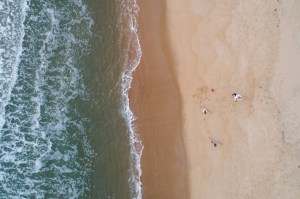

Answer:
[130,0,188,198]
[130,0,300,198]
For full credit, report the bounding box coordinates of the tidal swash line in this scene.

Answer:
[118,0,143,198]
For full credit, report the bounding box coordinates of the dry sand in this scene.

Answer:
[131,0,300,198]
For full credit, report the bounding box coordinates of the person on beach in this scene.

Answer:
[211,139,217,147]
[210,140,217,147]
[202,108,208,114]
[232,92,243,102]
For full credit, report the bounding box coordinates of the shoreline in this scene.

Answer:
[129,0,188,198]
[130,0,300,198]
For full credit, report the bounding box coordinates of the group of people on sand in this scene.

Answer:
[203,92,243,147]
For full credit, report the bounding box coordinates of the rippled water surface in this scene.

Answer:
[0,0,142,198]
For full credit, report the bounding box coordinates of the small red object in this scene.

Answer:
[211,89,215,92]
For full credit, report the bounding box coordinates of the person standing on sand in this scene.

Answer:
[232,92,243,102]
[202,108,208,114]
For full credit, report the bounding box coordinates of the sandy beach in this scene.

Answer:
[130,0,300,198]
[130,0,188,198]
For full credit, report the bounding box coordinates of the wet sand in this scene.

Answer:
[131,0,300,198]
[129,0,188,199]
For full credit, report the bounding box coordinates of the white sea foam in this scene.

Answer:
[0,0,29,131]
[31,8,55,132]
[0,0,94,198]
[119,0,143,198]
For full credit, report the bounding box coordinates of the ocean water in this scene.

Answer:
[0,0,142,198]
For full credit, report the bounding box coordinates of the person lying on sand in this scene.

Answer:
[232,92,243,102]
[210,139,217,147]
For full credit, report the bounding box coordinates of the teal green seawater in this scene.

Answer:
[0,0,142,198]
[85,0,142,198]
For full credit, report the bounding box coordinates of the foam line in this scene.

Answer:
[0,0,29,131]
[119,0,143,198]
